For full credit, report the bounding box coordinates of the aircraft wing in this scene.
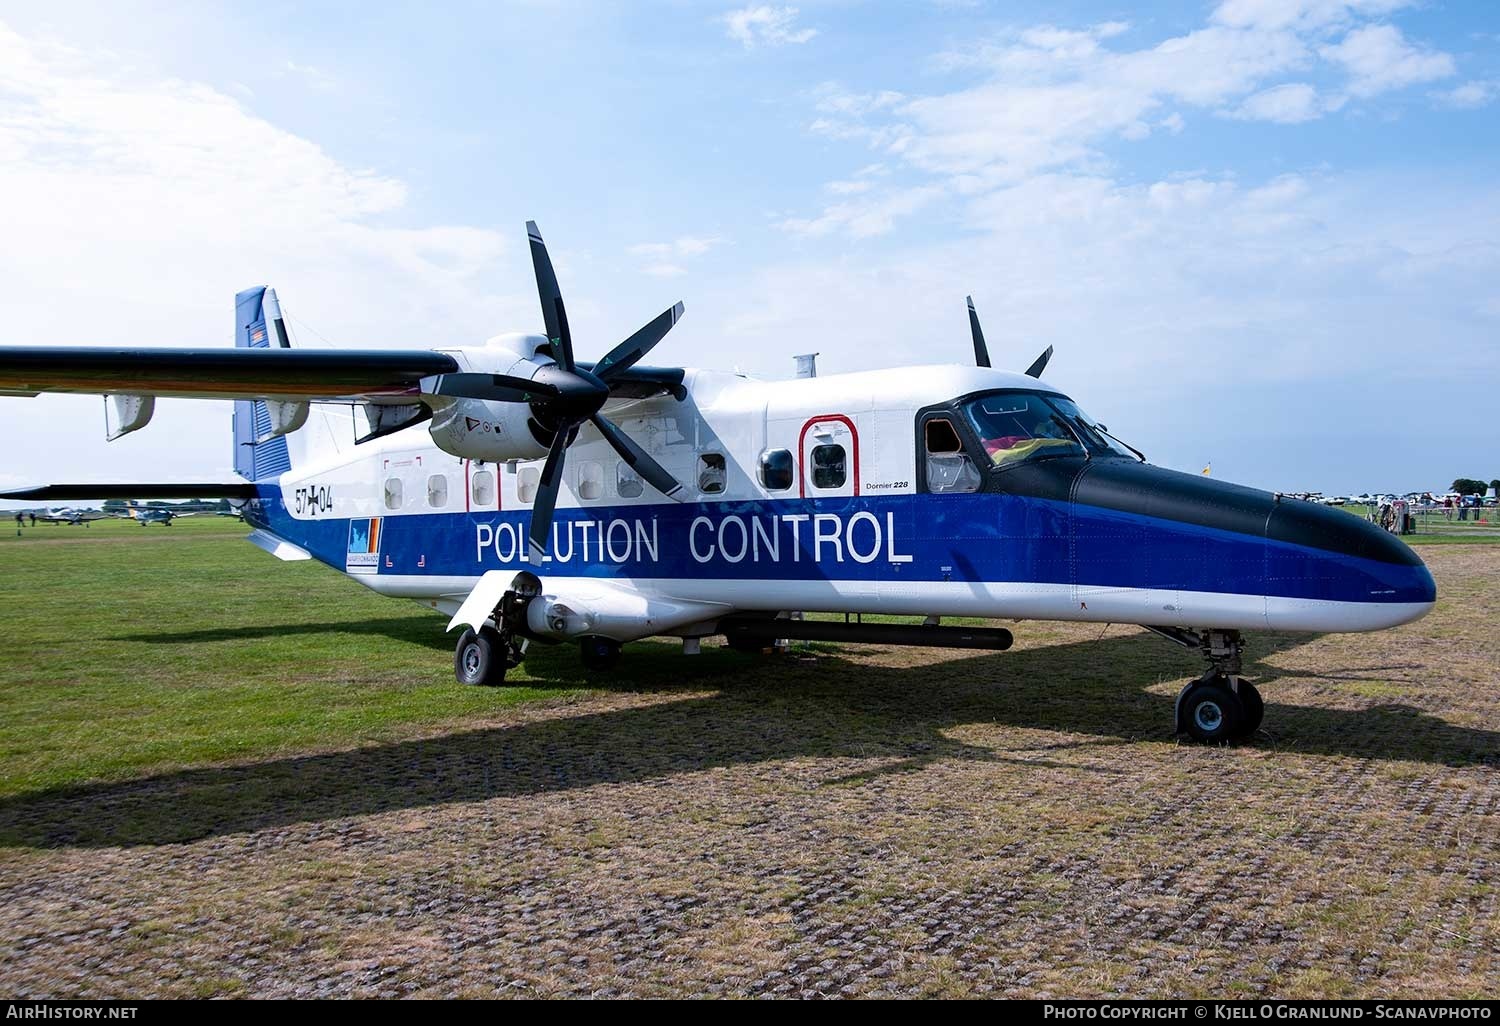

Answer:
[0,347,460,402]
[1,484,258,501]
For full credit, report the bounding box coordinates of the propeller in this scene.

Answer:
[965,296,1053,378]
[1023,344,1053,379]
[966,296,990,369]
[433,221,688,563]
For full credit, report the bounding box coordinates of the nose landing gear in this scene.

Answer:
[1145,626,1266,743]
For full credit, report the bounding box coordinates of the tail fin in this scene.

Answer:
[231,287,293,481]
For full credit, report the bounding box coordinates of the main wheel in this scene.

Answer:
[1180,678,1244,744]
[454,627,508,686]
[1234,679,1264,737]
[579,635,621,672]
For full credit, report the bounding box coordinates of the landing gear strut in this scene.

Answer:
[1144,627,1265,743]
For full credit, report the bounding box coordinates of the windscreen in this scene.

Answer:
[963,394,1085,468]
[1045,396,1139,460]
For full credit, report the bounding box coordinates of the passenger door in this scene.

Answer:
[799,416,857,498]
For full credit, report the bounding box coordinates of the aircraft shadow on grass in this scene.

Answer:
[3,629,1494,848]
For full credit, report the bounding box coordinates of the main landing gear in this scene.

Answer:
[1144,627,1265,743]
[454,626,525,687]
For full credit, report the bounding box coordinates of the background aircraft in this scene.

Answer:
[36,507,113,526]
[123,501,195,527]
[0,223,1436,744]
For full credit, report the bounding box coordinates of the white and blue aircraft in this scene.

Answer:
[0,223,1436,742]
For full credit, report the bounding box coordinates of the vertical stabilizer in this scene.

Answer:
[231,287,293,481]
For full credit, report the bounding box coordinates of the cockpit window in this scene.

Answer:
[963,394,1085,468]
[1045,397,1139,460]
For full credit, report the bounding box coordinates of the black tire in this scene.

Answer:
[579,635,621,672]
[725,635,765,654]
[454,627,508,686]
[1181,678,1244,744]
[1235,680,1265,737]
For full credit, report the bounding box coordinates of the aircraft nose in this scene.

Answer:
[1265,498,1437,626]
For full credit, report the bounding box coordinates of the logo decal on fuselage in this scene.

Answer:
[347,517,382,574]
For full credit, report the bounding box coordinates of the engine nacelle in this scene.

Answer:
[424,340,554,462]
[428,396,548,462]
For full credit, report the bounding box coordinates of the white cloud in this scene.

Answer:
[0,19,530,485]
[787,0,1465,232]
[1319,24,1455,98]
[1431,79,1499,111]
[723,5,816,48]
[626,236,722,275]
[777,185,946,239]
[1232,81,1324,122]
[1211,0,1413,33]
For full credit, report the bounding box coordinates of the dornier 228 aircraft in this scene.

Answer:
[0,223,1436,743]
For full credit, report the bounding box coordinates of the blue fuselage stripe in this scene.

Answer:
[244,487,1435,606]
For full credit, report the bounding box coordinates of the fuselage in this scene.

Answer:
[245,363,1435,636]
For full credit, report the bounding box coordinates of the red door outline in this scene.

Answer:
[797,414,860,498]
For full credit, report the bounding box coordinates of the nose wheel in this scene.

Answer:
[1146,627,1266,742]
[1176,673,1263,743]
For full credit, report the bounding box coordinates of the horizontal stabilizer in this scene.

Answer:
[245,529,311,561]
[0,483,257,501]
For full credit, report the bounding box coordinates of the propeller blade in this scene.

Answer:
[1024,345,1054,379]
[966,296,991,369]
[591,414,685,501]
[593,302,685,381]
[526,220,574,371]
[430,372,562,404]
[528,430,570,564]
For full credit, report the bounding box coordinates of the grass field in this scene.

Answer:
[0,517,1496,998]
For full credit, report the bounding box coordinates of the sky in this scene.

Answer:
[0,0,1496,499]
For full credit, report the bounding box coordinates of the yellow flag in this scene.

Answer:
[1201,464,1212,476]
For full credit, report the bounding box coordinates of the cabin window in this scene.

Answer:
[577,461,604,501]
[964,393,1085,469]
[383,477,403,510]
[517,466,540,505]
[925,419,963,454]
[616,462,644,498]
[810,444,846,489]
[471,469,495,507]
[759,448,794,491]
[699,453,727,494]
[924,418,980,494]
[427,474,449,509]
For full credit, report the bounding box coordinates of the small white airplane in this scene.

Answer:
[35,506,113,526]
[0,223,1437,743]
